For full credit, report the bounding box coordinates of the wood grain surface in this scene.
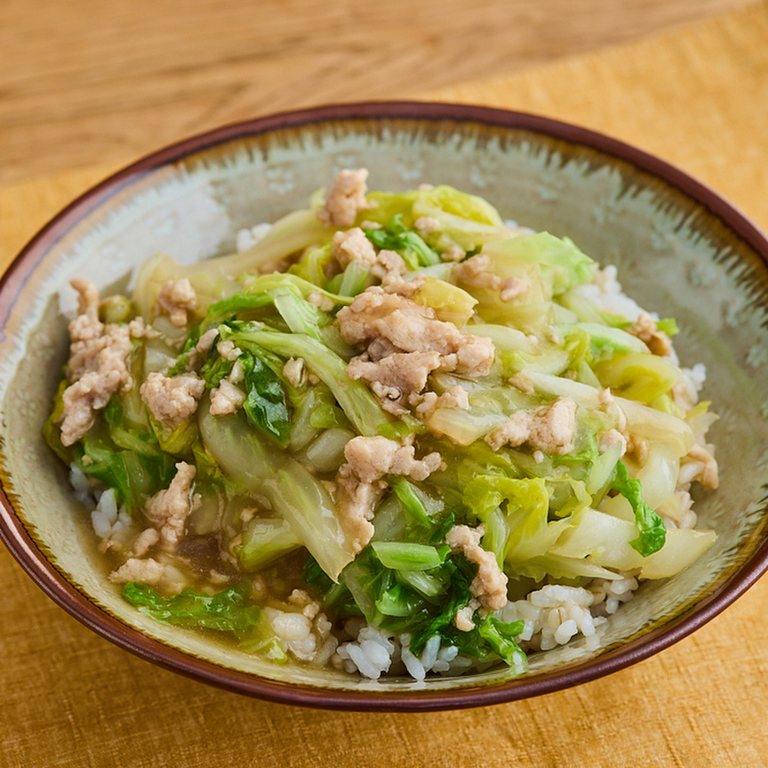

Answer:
[3,3,768,767]
[0,0,748,185]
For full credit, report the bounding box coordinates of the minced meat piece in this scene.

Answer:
[370,249,407,284]
[109,557,167,585]
[287,589,322,620]
[282,357,305,388]
[413,216,440,234]
[598,388,628,433]
[316,169,374,228]
[454,599,481,632]
[343,436,444,484]
[336,286,493,413]
[414,384,470,418]
[155,278,198,327]
[333,437,443,554]
[454,254,530,303]
[598,428,628,456]
[442,244,466,262]
[216,339,241,361]
[131,527,161,557]
[679,443,719,490]
[486,397,578,455]
[195,327,220,355]
[145,461,201,552]
[336,286,494,373]
[627,312,672,357]
[346,352,442,416]
[508,373,536,396]
[331,227,406,285]
[308,291,336,312]
[209,379,246,415]
[331,227,377,268]
[454,253,501,291]
[140,372,205,429]
[333,465,385,555]
[66,278,105,377]
[627,434,650,466]
[446,525,508,611]
[59,279,138,446]
[229,359,245,385]
[499,276,530,302]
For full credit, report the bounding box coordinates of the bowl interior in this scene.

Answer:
[2,105,768,708]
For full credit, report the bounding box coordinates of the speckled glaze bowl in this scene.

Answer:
[2,102,768,711]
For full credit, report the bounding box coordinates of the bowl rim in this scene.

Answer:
[2,99,768,711]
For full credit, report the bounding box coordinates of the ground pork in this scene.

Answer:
[331,227,377,268]
[454,598,481,632]
[346,352,442,416]
[446,525,508,611]
[627,434,650,466]
[627,312,672,357]
[140,372,205,428]
[333,465,385,555]
[195,327,220,355]
[209,379,246,415]
[331,227,407,284]
[229,359,245,385]
[598,388,628,433]
[598,428,628,456]
[282,357,305,388]
[442,244,466,262]
[371,250,407,284]
[414,384,470,418]
[508,373,536,396]
[334,436,444,553]
[176,326,219,372]
[454,254,501,291]
[155,278,198,327]
[343,436,444,484]
[600,385,647,465]
[131,527,161,557]
[316,169,374,228]
[308,291,336,312]
[288,589,322,619]
[336,286,494,410]
[485,397,578,455]
[59,279,138,446]
[454,253,530,303]
[499,276,530,302]
[413,216,440,234]
[217,339,241,361]
[679,443,719,490]
[65,278,105,377]
[145,461,201,552]
[108,557,167,585]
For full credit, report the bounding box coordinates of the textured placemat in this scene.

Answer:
[2,4,768,766]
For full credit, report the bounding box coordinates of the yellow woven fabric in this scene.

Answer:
[3,4,768,765]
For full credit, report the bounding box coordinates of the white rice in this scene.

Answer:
[319,573,642,681]
[69,464,98,508]
[575,265,649,323]
[86,483,135,546]
[235,223,272,253]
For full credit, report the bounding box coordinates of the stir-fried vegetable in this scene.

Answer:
[45,170,719,681]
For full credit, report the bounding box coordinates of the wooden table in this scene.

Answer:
[3,2,768,766]
[0,0,746,185]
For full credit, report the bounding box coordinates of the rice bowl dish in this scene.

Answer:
[45,169,719,681]
[1,103,766,709]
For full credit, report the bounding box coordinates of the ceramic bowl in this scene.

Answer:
[2,102,768,711]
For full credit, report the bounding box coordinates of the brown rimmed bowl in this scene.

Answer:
[1,102,768,711]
